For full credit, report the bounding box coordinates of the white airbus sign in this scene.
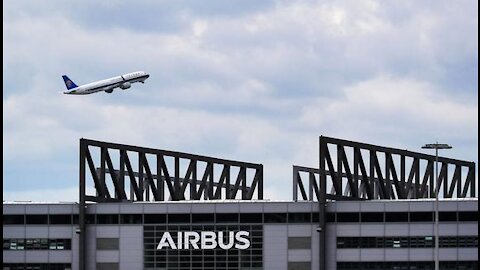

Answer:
[157,231,250,250]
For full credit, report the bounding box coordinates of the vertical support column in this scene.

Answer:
[443,163,449,198]
[309,172,315,201]
[401,155,406,196]
[119,150,125,200]
[241,167,247,200]
[430,160,435,198]
[258,165,263,200]
[138,153,144,201]
[319,136,327,270]
[337,145,343,196]
[293,166,298,201]
[79,139,86,270]
[225,164,231,200]
[190,160,197,200]
[470,165,476,197]
[354,148,359,198]
[370,150,377,199]
[175,157,180,200]
[414,158,420,198]
[208,163,215,199]
[157,154,165,201]
[456,166,462,198]
[100,147,106,199]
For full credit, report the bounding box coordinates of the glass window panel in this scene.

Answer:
[168,214,190,224]
[120,214,142,224]
[191,214,214,223]
[458,211,478,222]
[264,213,287,223]
[288,237,311,249]
[240,213,262,223]
[96,214,119,224]
[410,212,433,222]
[49,215,72,224]
[216,213,238,223]
[288,213,311,223]
[361,212,384,222]
[439,211,457,222]
[3,215,25,225]
[385,212,408,222]
[144,214,166,224]
[26,215,48,224]
[336,213,359,223]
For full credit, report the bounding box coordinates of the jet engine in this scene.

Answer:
[120,82,131,90]
[105,89,113,93]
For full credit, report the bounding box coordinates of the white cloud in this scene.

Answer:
[3,0,478,201]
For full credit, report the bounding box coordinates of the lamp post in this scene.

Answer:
[422,142,452,270]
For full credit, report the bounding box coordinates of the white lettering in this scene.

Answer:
[177,232,183,249]
[157,232,176,249]
[156,231,252,250]
[235,231,250,249]
[218,231,235,249]
[201,231,217,249]
[184,231,200,249]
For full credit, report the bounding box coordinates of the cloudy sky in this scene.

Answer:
[3,0,478,202]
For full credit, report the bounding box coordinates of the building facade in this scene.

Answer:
[3,199,478,270]
[4,137,478,269]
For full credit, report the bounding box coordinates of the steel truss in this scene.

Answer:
[294,136,476,201]
[78,138,263,270]
[295,136,477,270]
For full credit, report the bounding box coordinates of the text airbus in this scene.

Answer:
[156,231,250,250]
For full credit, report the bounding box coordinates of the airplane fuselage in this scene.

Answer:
[63,71,149,95]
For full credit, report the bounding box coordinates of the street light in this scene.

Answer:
[421,142,452,270]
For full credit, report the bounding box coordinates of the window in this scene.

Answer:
[459,211,478,222]
[385,212,408,222]
[26,215,48,224]
[4,238,71,250]
[337,261,478,270]
[144,214,166,224]
[216,213,238,223]
[50,214,72,224]
[96,263,119,270]
[264,213,287,223]
[288,213,311,223]
[336,213,359,222]
[240,213,263,223]
[439,211,457,222]
[120,214,142,224]
[191,213,214,223]
[288,262,311,270]
[410,212,433,222]
[361,212,384,222]
[96,238,119,250]
[168,214,191,223]
[288,237,311,249]
[2,264,72,270]
[336,236,478,249]
[96,214,119,224]
[3,215,25,225]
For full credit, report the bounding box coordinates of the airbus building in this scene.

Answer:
[3,137,478,270]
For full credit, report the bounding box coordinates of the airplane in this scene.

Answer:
[62,71,150,95]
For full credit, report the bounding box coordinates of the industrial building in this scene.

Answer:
[3,137,478,270]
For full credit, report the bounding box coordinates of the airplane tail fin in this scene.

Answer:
[62,75,78,90]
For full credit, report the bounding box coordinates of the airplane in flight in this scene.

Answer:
[62,71,150,95]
